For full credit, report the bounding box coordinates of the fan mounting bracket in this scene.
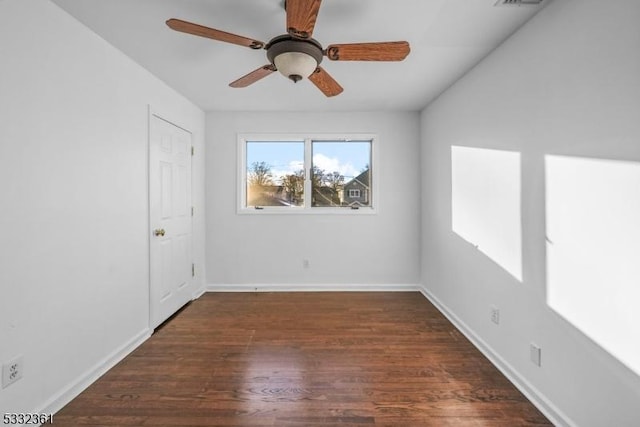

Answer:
[326,46,340,60]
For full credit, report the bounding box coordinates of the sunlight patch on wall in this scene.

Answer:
[546,155,640,375]
[451,146,522,281]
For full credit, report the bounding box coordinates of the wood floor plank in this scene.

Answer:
[54,292,551,426]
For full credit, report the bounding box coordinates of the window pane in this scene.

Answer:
[311,141,371,207]
[246,141,304,207]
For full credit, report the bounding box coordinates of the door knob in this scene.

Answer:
[154,228,166,237]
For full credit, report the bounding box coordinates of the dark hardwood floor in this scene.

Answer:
[54,292,551,426]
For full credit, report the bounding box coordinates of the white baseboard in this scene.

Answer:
[206,283,420,292]
[192,285,206,300]
[418,285,573,427]
[39,328,151,416]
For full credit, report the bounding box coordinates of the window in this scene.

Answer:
[239,134,375,213]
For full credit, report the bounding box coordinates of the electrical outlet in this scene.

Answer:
[490,306,500,325]
[530,343,542,367]
[2,355,24,388]
[302,259,310,269]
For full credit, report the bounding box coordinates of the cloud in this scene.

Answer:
[312,154,359,179]
[271,160,304,184]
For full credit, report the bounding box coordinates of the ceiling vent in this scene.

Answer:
[495,0,544,6]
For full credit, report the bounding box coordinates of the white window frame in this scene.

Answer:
[238,133,377,215]
[348,189,361,198]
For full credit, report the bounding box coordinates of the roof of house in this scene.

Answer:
[345,169,370,189]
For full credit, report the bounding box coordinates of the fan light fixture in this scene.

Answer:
[274,52,317,82]
[266,35,324,83]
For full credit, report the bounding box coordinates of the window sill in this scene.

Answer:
[237,207,377,215]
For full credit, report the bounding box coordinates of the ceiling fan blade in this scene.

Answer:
[166,18,265,49]
[308,67,343,97]
[326,41,410,61]
[286,0,322,39]
[229,65,277,88]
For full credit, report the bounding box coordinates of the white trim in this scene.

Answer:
[207,283,419,292]
[235,207,377,215]
[192,286,206,300]
[237,133,377,215]
[418,285,574,427]
[39,328,151,416]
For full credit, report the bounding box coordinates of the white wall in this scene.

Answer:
[206,111,420,289]
[0,0,205,415]
[420,0,640,426]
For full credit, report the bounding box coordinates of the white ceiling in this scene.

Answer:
[51,0,548,112]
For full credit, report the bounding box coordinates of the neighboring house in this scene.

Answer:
[343,169,370,207]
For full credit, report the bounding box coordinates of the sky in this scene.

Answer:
[246,140,370,184]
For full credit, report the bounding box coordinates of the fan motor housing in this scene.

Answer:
[266,35,324,66]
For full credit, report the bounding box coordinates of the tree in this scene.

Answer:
[248,161,273,187]
[310,167,344,206]
[247,161,275,206]
[311,165,324,188]
[281,170,304,205]
[324,171,344,191]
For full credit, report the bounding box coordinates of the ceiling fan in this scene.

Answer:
[166,0,410,97]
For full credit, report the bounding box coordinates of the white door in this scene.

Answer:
[149,113,193,330]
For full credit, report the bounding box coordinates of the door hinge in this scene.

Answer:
[192,263,195,277]
[191,206,194,217]
[191,146,194,156]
